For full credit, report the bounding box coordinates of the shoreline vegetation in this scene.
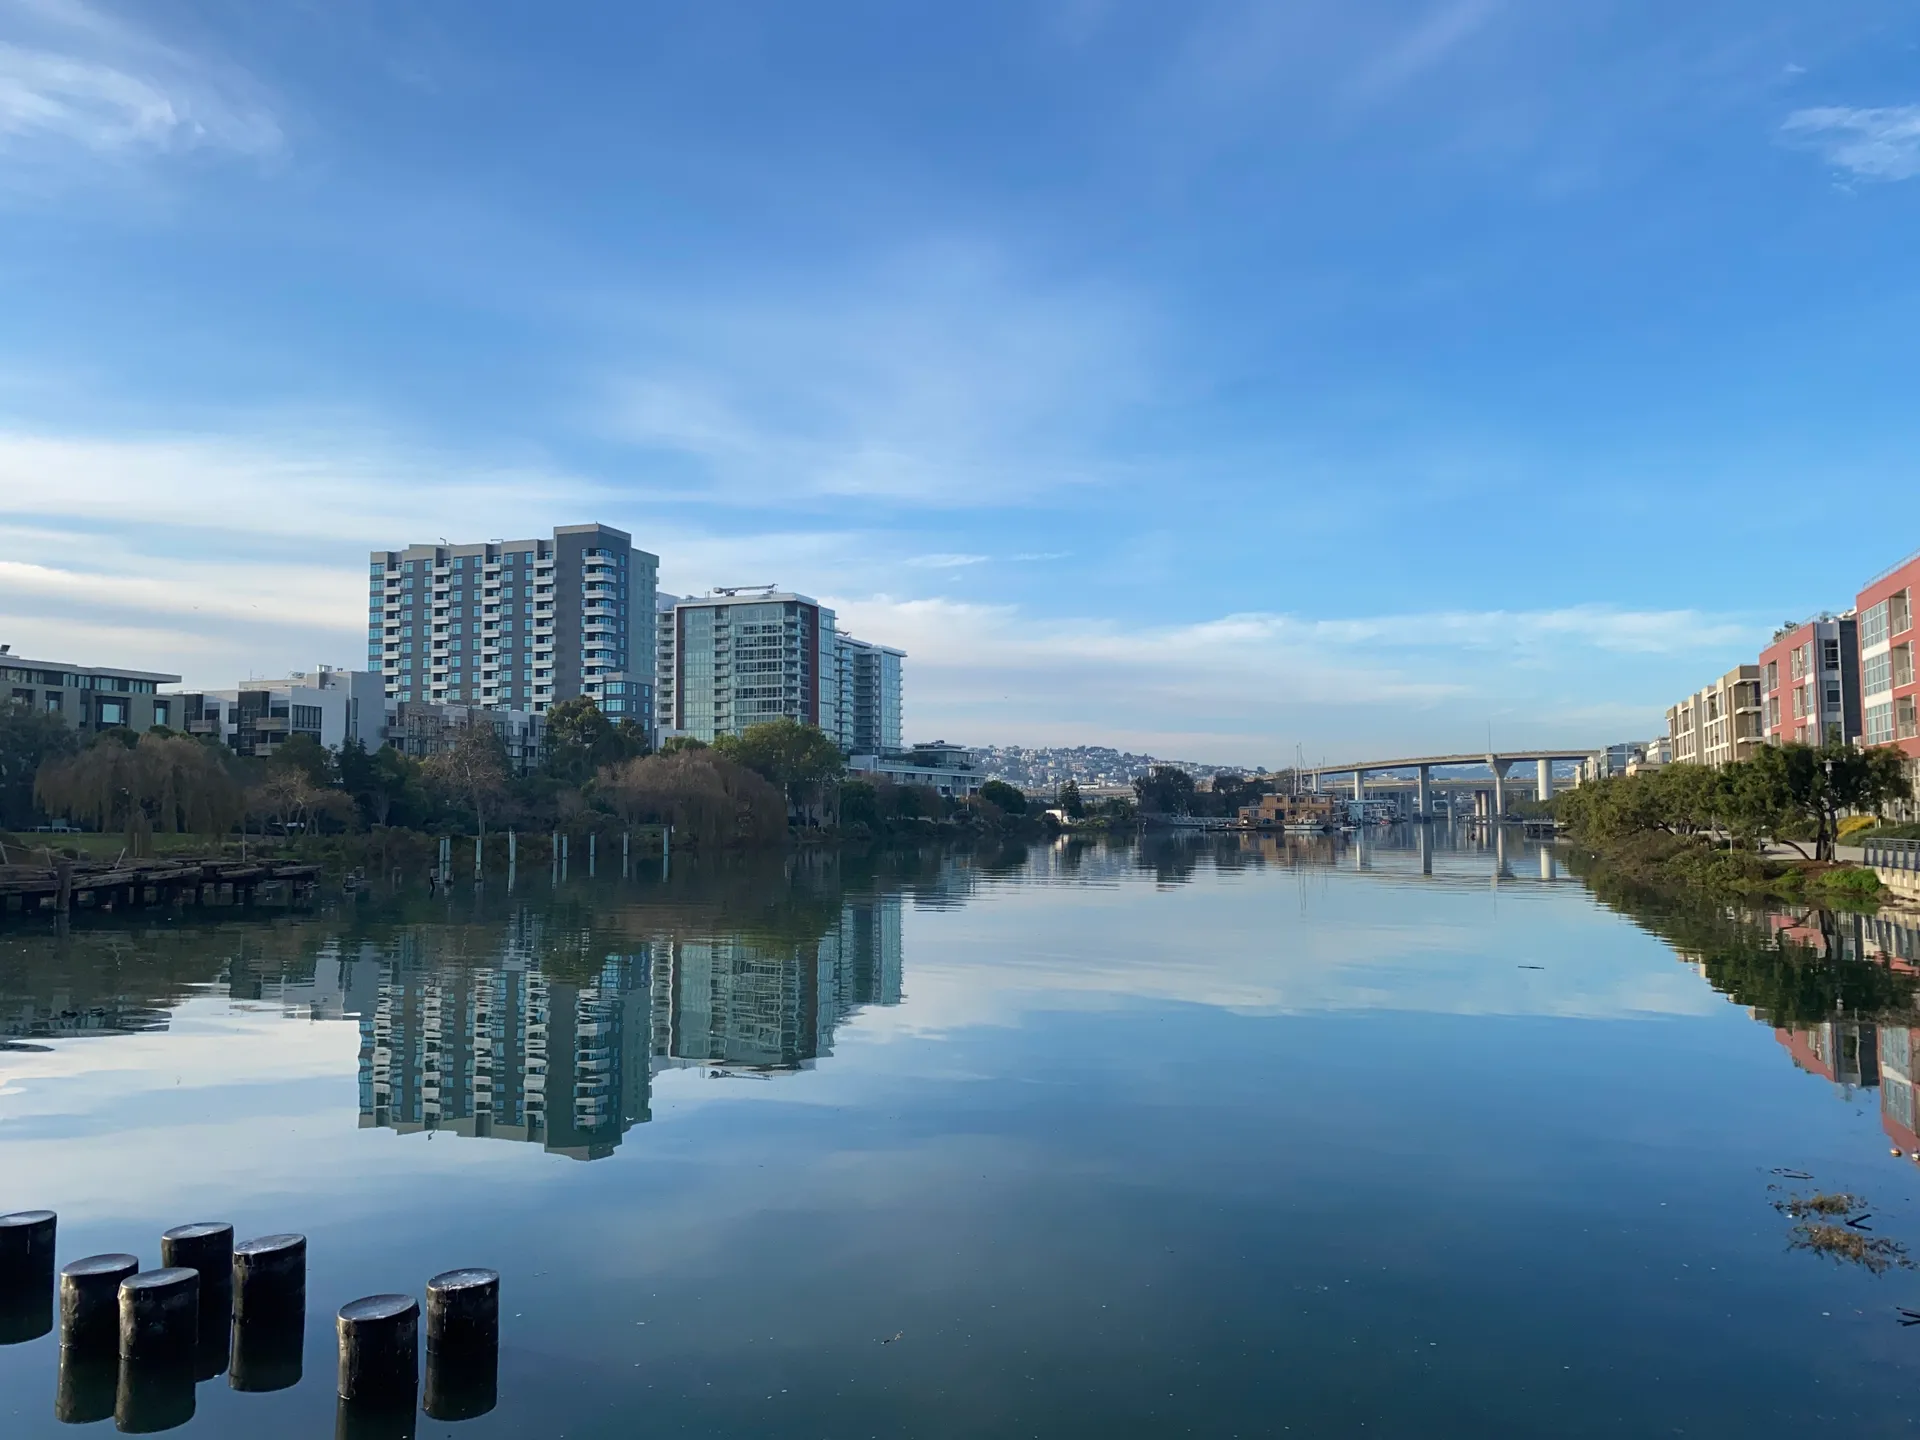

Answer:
[1553,737,1912,909]
[0,700,1141,872]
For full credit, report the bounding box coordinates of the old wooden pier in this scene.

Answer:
[0,859,322,918]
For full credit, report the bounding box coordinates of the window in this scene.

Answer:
[1866,651,1893,696]
[1867,701,1896,745]
[292,704,323,732]
[1896,643,1915,690]
[1765,660,1778,692]
[97,698,127,726]
[1896,589,1913,636]
[1863,600,1891,649]
[44,692,61,712]
[1823,638,1841,670]
[153,700,171,727]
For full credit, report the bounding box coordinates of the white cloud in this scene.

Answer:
[906,553,991,569]
[1781,104,1920,181]
[825,593,1742,760]
[0,0,279,174]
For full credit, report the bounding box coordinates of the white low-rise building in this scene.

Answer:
[849,742,984,798]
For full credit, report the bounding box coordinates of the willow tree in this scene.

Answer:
[36,733,243,856]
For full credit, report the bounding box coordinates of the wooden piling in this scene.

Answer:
[336,1294,418,1403]
[59,1253,139,1353]
[233,1232,306,1323]
[118,1268,199,1362]
[0,1209,56,1343]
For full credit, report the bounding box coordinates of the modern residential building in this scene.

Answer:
[833,634,904,756]
[0,651,181,733]
[173,666,385,760]
[368,523,658,720]
[386,700,548,775]
[1759,614,1861,748]
[1666,665,1763,768]
[1856,553,1919,763]
[848,741,986,798]
[656,587,840,743]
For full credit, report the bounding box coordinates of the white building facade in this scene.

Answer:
[655,588,841,744]
[175,666,386,760]
[368,523,658,720]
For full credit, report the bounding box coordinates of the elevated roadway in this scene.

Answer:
[1308,749,1605,818]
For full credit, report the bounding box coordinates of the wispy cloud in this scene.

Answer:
[826,594,1743,760]
[907,553,991,569]
[598,242,1149,508]
[0,0,279,171]
[1350,0,1501,104]
[1781,104,1920,181]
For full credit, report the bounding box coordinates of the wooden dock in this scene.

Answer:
[0,859,323,918]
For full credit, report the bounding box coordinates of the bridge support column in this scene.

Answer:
[1352,770,1365,802]
[1488,756,1512,820]
[1536,758,1552,807]
[1416,765,1431,820]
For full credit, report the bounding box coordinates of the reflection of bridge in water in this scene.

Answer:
[1232,821,1577,886]
[1307,750,1603,819]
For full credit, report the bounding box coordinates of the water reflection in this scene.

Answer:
[11,835,1920,1435]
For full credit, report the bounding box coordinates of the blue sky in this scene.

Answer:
[1,0,1917,764]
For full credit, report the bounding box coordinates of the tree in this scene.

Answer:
[978,779,1028,816]
[423,721,510,842]
[1056,779,1086,820]
[35,732,243,854]
[599,749,786,848]
[659,735,708,755]
[269,733,335,788]
[544,696,648,785]
[1133,764,1196,816]
[0,699,79,829]
[712,718,845,824]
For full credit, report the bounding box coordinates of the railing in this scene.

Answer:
[1864,838,1920,872]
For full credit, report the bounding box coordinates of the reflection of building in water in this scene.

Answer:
[358,924,652,1162]
[1775,1021,1879,1093]
[652,896,904,1072]
[354,894,903,1157]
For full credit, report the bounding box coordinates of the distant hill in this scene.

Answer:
[970,744,1251,791]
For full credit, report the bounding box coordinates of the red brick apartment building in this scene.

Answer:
[1856,553,1920,760]
[1758,615,1860,748]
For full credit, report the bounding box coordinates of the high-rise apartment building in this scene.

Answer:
[833,634,904,756]
[655,587,839,743]
[1759,616,1861,749]
[1666,665,1763,768]
[368,523,657,717]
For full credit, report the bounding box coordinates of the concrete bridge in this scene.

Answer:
[1308,750,1601,819]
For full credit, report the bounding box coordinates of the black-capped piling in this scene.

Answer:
[59,1253,139,1354]
[336,1294,418,1403]
[1,1210,57,1345]
[160,1221,233,1290]
[117,1268,199,1363]
[423,1267,499,1420]
[233,1232,306,1323]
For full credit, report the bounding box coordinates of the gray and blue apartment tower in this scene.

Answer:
[368,523,658,719]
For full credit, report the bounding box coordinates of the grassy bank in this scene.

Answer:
[1569,831,1885,909]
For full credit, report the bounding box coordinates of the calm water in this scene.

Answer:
[7,829,1920,1437]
